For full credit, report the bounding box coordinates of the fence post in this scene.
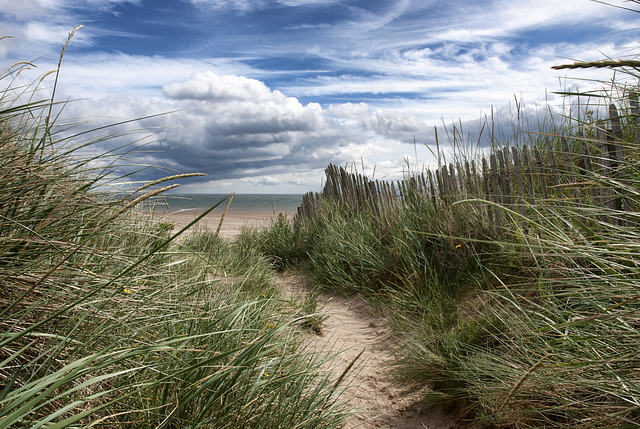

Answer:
[579,137,599,205]
[482,157,495,226]
[448,163,458,201]
[522,145,535,198]
[419,172,428,196]
[456,161,466,197]
[489,154,502,230]
[545,138,560,187]
[608,104,625,175]
[608,104,626,212]
[466,160,476,197]
[560,136,581,202]
[499,148,514,206]
[629,91,640,147]
[594,126,615,213]
[533,148,549,200]
[471,159,480,197]
[427,169,437,208]
[511,146,527,220]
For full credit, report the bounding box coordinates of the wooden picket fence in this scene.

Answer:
[296,101,640,233]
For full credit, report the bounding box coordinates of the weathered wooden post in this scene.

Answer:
[511,147,527,220]
[482,157,494,226]
[522,145,535,198]
[533,148,549,200]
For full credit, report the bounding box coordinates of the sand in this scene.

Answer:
[278,271,464,429]
[156,208,288,238]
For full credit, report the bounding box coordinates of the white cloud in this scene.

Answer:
[24,22,89,48]
[163,71,326,136]
[188,0,268,13]
[58,67,438,194]
[11,54,257,100]
[0,0,49,19]
[0,0,139,19]
[164,71,286,102]
[435,28,498,43]
[57,72,363,189]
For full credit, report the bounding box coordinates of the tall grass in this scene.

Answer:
[0,47,350,426]
[236,213,310,271]
[257,69,640,426]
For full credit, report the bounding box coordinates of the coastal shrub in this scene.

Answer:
[386,186,498,298]
[308,206,389,294]
[422,202,640,428]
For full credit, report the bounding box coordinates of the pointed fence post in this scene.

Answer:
[464,160,473,195]
[456,161,465,197]
[560,137,581,202]
[482,157,494,226]
[489,154,502,231]
[448,163,458,202]
[471,159,480,197]
[533,148,549,200]
[522,145,535,198]
[427,169,438,208]
[511,146,527,221]
[545,138,560,187]
[608,104,626,213]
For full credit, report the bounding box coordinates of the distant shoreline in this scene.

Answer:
[158,193,303,213]
[150,193,302,238]
[156,207,294,239]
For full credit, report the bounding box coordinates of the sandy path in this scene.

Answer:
[159,210,464,427]
[278,271,462,429]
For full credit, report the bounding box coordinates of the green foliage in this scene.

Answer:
[267,79,640,427]
[0,61,349,427]
[237,213,310,270]
[308,207,388,294]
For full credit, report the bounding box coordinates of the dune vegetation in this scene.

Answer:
[4,10,640,429]
[254,68,640,427]
[0,42,351,428]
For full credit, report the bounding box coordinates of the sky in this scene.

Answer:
[0,0,639,194]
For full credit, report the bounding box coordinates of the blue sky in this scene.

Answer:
[1,0,638,193]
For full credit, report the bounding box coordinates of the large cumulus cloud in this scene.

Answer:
[163,72,324,145]
[155,72,327,167]
[64,71,413,192]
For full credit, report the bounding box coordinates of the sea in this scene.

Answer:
[158,193,304,213]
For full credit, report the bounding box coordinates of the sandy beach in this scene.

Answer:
[156,208,292,239]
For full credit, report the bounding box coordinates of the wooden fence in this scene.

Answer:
[296,101,640,233]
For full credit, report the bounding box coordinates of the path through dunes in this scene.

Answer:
[277,270,465,429]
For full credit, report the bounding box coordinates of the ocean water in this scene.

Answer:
[160,194,304,213]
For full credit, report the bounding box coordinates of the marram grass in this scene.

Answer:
[0,54,350,427]
[256,68,640,427]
